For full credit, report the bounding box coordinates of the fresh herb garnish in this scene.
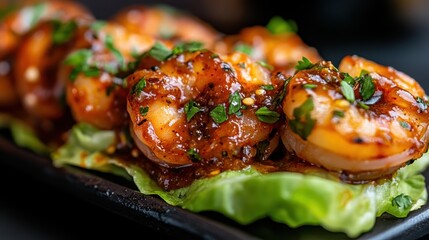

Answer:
[333,110,345,118]
[359,75,375,101]
[172,41,204,55]
[340,81,355,103]
[132,78,146,95]
[289,97,316,140]
[210,105,228,124]
[266,16,297,34]
[187,148,202,162]
[303,84,317,89]
[64,50,100,81]
[184,100,202,122]
[357,101,369,110]
[52,20,77,44]
[261,85,274,91]
[392,194,413,210]
[139,106,149,116]
[147,42,172,61]
[416,97,428,111]
[228,91,242,116]
[105,35,126,70]
[257,60,274,71]
[255,107,280,124]
[295,57,313,71]
[399,121,411,130]
[234,43,253,55]
[90,20,106,33]
[342,73,355,86]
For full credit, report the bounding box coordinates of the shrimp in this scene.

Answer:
[111,4,220,49]
[0,0,93,108]
[63,22,157,130]
[127,49,285,168]
[281,56,429,180]
[214,25,322,74]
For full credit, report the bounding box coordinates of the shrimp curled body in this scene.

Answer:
[127,50,284,168]
[282,56,429,179]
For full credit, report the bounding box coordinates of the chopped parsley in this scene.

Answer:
[234,43,253,55]
[210,105,228,124]
[289,97,316,140]
[257,60,274,71]
[132,78,146,95]
[255,107,280,124]
[392,194,413,210]
[184,100,202,122]
[359,74,375,101]
[340,81,355,103]
[90,20,106,33]
[147,42,172,61]
[228,91,242,116]
[303,83,317,89]
[105,35,126,70]
[261,85,274,91]
[52,20,77,45]
[187,148,202,162]
[399,121,411,130]
[416,97,428,111]
[295,57,313,71]
[342,73,355,86]
[333,110,345,118]
[63,50,100,81]
[172,41,204,55]
[266,16,297,34]
[139,106,149,116]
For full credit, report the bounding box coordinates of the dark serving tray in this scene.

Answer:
[1,135,429,240]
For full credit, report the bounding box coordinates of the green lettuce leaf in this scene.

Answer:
[51,123,429,238]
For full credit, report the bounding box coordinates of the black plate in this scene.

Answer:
[1,135,429,240]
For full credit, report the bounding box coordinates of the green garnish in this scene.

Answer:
[257,60,274,71]
[187,148,202,162]
[358,101,369,110]
[184,100,202,122]
[289,97,316,140]
[303,84,317,89]
[261,85,274,91]
[139,106,149,116]
[105,35,126,70]
[90,20,106,33]
[340,81,355,103]
[333,110,345,118]
[210,105,228,124]
[359,75,375,101]
[255,107,280,124]
[342,73,355,86]
[172,41,204,55]
[63,50,99,81]
[147,42,172,61]
[52,20,77,44]
[132,78,146,95]
[392,194,413,210]
[295,57,313,71]
[399,121,411,130]
[416,97,428,111]
[228,91,242,115]
[234,43,253,55]
[266,16,297,34]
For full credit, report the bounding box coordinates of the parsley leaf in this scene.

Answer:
[303,83,317,89]
[172,41,204,55]
[234,43,253,55]
[257,60,274,71]
[342,73,355,86]
[228,91,242,115]
[187,148,202,162]
[184,100,202,122]
[255,107,280,124]
[105,35,126,70]
[359,75,375,101]
[52,20,77,45]
[210,105,228,124]
[333,110,345,118]
[295,57,313,71]
[90,20,106,33]
[266,16,297,34]
[340,81,355,103]
[289,97,316,140]
[147,42,172,61]
[139,106,149,116]
[132,78,146,95]
[261,85,274,91]
[63,50,100,81]
[416,97,428,111]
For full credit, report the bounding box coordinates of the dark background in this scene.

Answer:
[1,0,429,239]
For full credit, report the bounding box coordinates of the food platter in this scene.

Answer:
[1,133,428,240]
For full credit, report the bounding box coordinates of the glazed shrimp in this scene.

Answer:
[281,57,429,180]
[63,22,157,130]
[127,49,285,168]
[0,0,92,108]
[112,5,220,49]
[214,24,322,74]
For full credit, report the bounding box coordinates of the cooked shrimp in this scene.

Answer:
[214,25,322,74]
[127,49,285,168]
[281,56,429,178]
[0,0,92,109]
[112,4,220,49]
[64,22,157,130]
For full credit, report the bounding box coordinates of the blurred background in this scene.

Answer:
[1,0,429,239]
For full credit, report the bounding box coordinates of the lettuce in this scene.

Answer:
[50,123,429,238]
